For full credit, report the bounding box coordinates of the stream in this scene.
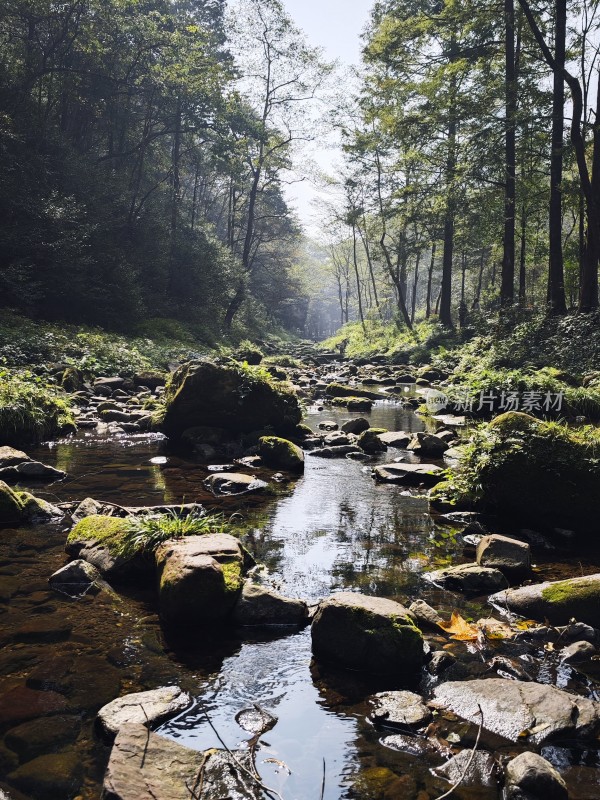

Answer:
[1,394,600,799]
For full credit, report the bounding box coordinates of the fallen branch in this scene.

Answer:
[433,704,484,800]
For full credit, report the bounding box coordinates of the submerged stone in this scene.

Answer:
[369,691,431,729]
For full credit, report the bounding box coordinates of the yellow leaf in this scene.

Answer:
[438,611,479,641]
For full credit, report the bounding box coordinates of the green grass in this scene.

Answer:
[115,510,230,559]
[0,370,75,444]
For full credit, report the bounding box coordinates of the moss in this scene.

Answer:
[15,491,56,520]
[331,396,373,410]
[258,435,304,471]
[0,480,25,524]
[325,383,375,399]
[221,560,244,594]
[67,515,133,555]
[541,578,600,606]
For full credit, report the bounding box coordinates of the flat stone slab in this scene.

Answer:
[0,461,66,482]
[103,724,261,800]
[98,687,191,738]
[433,678,600,746]
[377,432,411,448]
[425,563,508,594]
[489,573,600,626]
[204,472,267,495]
[369,691,431,729]
[373,463,444,486]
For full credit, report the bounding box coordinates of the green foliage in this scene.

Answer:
[0,370,75,444]
[116,511,230,559]
[322,319,457,362]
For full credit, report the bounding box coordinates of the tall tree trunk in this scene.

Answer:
[548,0,567,313]
[519,203,527,304]
[440,62,457,328]
[168,97,182,297]
[501,0,516,306]
[426,241,436,318]
[352,222,366,330]
[411,250,421,324]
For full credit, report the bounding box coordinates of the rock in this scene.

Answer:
[97,687,191,739]
[427,650,457,675]
[373,463,444,486]
[0,447,30,468]
[322,432,353,446]
[341,417,371,435]
[13,617,72,644]
[4,715,80,759]
[560,640,597,664]
[505,752,568,799]
[378,431,411,448]
[156,534,246,627]
[103,724,261,800]
[7,752,83,799]
[66,515,147,578]
[49,559,112,597]
[232,582,308,626]
[407,432,449,456]
[476,534,531,575]
[556,621,598,642]
[308,445,362,458]
[0,481,26,525]
[425,563,508,593]
[161,359,301,439]
[0,686,68,726]
[325,383,379,399]
[71,496,103,522]
[311,592,423,676]
[15,491,62,522]
[408,599,444,629]
[318,420,338,431]
[489,573,600,626]
[94,377,129,393]
[435,750,498,789]
[257,436,304,472]
[203,472,268,495]
[61,366,85,392]
[357,428,388,454]
[432,678,600,746]
[133,371,166,390]
[380,733,438,758]
[369,691,431,729]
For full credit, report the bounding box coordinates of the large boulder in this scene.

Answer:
[65,515,145,578]
[407,431,449,456]
[257,436,304,472]
[311,592,424,676]
[232,582,308,626]
[373,463,444,487]
[102,724,261,800]
[161,359,301,439]
[445,412,600,529]
[155,534,247,627]
[476,534,530,575]
[0,481,26,525]
[0,447,30,468]
[505,752,568,800]
[357,428,388,454]
[489,573,600,626]
[425,563,508,594]
[433,678,600,746]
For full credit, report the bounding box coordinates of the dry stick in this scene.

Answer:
[319,758,326,800]
[140,704,151,769]
[202,708,284,800]
[432,704,484,800]
[186,751,210,800]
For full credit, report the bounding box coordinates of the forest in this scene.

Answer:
[3,2,600,800]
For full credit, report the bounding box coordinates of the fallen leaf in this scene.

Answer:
[438,611,479,641]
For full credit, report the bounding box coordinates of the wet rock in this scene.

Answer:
[427,650,457,675]
[204,472,268,495]
[378,431,411,448]
[308,445,362,458]
[425,563,508,594]
[341,417,370,435]
[13,617,72,644]
[489,573,600,627]
[408,599,444,629]
[476,534,530,575]
[15,492,62,522]
[559,640,597,664]
[161,359,301,439]
[322,432,353,447]
[257,436,304,472]
[0,481,26,525]
[357,428,388,454]
[369,691,432,729]
[432,678,600,746]
[49,559,112,598]
[318,420,338,431]
[4,715,80,759]
[66,515,147,578]
[325,383,379,400]
[0,686,68,726]
[97,686,191,739]
[374,463,444,487]
[407,432,449,456]
[103,724,261,800]
[435,750,498,789]
[0,461,66,482]
[505,752,568,799]
[7,752,83,799]
[156,534,245,627]
[311,592,423,676]
[232,582,308,626]
[380,733,438,757]
[235,706,277,736]
[556,621,598,642]
[0,448,30,469]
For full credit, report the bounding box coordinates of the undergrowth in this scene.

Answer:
[0,370,75,444]
[116,510,230,559]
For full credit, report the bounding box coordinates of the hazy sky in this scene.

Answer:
[280,0,373,236]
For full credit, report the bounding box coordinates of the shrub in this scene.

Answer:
[0,370,75,444]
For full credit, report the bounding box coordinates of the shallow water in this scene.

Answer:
[1,398,599,799]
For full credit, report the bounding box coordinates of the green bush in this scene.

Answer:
[0,370,75,444]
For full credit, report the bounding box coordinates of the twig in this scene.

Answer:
[433,704,484,800]
[140,704,151,769]
[202,707,284,800]
[319,758,326,800]
[186,751,209,800]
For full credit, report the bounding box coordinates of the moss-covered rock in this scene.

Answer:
[61,366,84,392]
[65,515,145,577]
[357,428,388,454]
[442,411,600,529]
[15,491,62,522]
[161,359,301,440]
[490,573,600,626]
[257,436,304,472]
[0,480,25,525]
[331,396,373,411]
[325,383,379,399]
[311,592,423,676]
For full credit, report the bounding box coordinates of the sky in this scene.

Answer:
[280,0,373,237]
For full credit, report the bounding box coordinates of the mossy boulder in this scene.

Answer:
[489,573,600,626]
[446,411,600,529]
[325,383,379,400]
[357,428,389,454]
[15,491,62,522]
[257,436,304,472]
[61,366,84,392]
[161,359,301,440]
[311,592,424,676]
[155,534,247,627]
[0,480,26,525]
[65,515,147,578]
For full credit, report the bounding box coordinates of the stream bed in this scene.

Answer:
[1,397,600,799]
